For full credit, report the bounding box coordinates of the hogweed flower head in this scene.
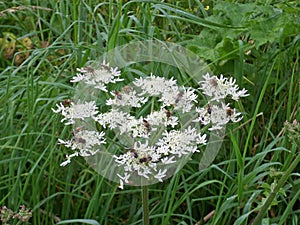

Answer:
[199,73,249,102]
[194,103,243,131]
[53,60,249,188]
[71,61,123,92]
[58,128,106,166]
[52,101,98,125]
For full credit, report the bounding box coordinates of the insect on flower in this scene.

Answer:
[83,65,95,75]
[101,63,111,71]
[72,126,85,135]
[74,137,87,144]
[175,90,184,103]
[72,126,87,144]
[209,78,218,87]
[139,155,152,164]
[143,119,151,133]
[206,104,212,115]
[165,110,173,118]
[226,107,234,117]
[122,85,133,93]
[114,91,123,100]
[62,99,73,107]
[129,148,139,158]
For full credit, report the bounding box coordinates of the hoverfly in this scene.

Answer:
[175,90,184,104]
[209,78,218,88]
[129,148,139,159]
[139,155,152,164]
[72,126,85,135]
[206,104,212,115]
[165,110,173,119]
[226,107,234,117]
[143,119,151,134]
[114,91,123,100]
[62,99,73,107]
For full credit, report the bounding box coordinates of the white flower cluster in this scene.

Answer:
[58,128,106,166]
[194,73,249,130]
[156,126,207,157]
[52,101,98,125]
[106,86,147,107]
[199,73,249,102]
[52,61,249,188]
[133,74,198,113]
[114,127,207,188]
[95,108,178,139]
[71,61,123,92]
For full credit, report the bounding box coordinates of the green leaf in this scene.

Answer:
[56,219,100,225]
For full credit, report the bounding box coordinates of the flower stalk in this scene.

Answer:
[142,186,150,225]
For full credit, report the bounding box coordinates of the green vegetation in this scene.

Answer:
[0,0,299,224]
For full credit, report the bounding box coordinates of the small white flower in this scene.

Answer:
[52,101,98,125]
[173,88,198,113]
[138,167,151,179]
[197,133,207,145]
[118,179,124,189]
[60,155,71,167]
[70,73,85,82]
[60,152,79,167]
[232,88,249,101]
[154,169,167,182]
[117,173,131,189]
[161,156,176,164]
[194,106,211,125]
[224,104,243,123]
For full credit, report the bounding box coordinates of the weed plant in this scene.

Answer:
[0,1,299,225]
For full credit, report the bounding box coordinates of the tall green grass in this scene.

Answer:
[0,1,299,224]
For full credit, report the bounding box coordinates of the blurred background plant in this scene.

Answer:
[0,205,32,225]
[0,0,299,224]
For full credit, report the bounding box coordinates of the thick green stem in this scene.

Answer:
[251,153,300,225]
[142,185,150,225]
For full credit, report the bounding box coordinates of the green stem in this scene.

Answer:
[142,185,150,225]
[251,153,300,225]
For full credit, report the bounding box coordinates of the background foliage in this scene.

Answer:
[0,0,299,224]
